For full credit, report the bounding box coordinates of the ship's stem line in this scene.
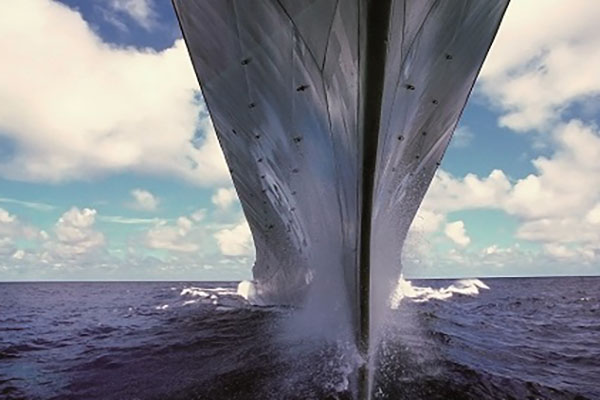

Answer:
[357,0,392,398]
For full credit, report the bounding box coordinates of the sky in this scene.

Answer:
[0,0,599,281]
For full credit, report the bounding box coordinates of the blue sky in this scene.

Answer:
[0,0,599,281]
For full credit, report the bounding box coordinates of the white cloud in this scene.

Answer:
[424,121,599,223]
[190,209,206,222]
[0,197,55,211]
[0,206,254,280]
[404,239,544,277]
[50,207,105,258]
[414,119,600,266]
[505,121,600,261]
[586,203,600,225]
[0,207,42,251]
[543,243,575,259]
[480,1,600,132]
[450,126,474,148]
[130,189,159,211]
[517,217,599,245]
[145,216,200,252]
[410,207,445,234]
[430,124,597,217]
[98,215,164,224]
[214,220,253,257]
[421,169,511,214]
[541,242,596,262]
[0,208,16,225]
[96,5,129,32]
[109,0,157,30]
[12,249,25,260]
[506,121,600,220]
[0,208,19,255]
[444,221,471,247]
[0,0,229,186]
[211,187,238,210]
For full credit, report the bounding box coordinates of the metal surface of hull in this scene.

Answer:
[173,0,508,360]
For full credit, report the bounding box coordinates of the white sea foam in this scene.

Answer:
[179,286,238,297]
[236,280,258,303]
[210,287,238,296]
[155,304,169,310]
[179,285,249,308]
[390,275,489,308]
[180,287,211,298]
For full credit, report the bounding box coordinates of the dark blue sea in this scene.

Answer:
[1,277,599,399]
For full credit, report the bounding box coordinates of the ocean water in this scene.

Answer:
[0,277,598,399]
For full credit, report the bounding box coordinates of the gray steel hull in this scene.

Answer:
[173,0,508,373]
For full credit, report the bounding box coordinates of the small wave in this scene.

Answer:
[180,287,211,298]
[390,276,489,308]
[180,286,239,297]
[78,325,118,337]
[179,285,248,308]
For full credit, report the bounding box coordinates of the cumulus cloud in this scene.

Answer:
[0,207,43,255]
[444,221,471,247]
[421,169,511,214]
[410,207,445,235]
[108,0,157,30]
[130,189,159,211]
[586,203,600,225]
[0,208,30,255]
[0,205,255,280]
[12,249,25,260]
[508,121,600,219]
[211,187,238,210]
[480,0,600,132]
[450,126,475,148]
[0,208,17,226]
[503,121,600,259]
[214,220,253,257]
[48,207,105,259]
[0,0,229,186]
[190,209,206,222]
[414,119,600,265]
[403,238,556,278]
[145,216,200,252]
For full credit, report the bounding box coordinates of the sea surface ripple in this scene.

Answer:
[0,277,598,399]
